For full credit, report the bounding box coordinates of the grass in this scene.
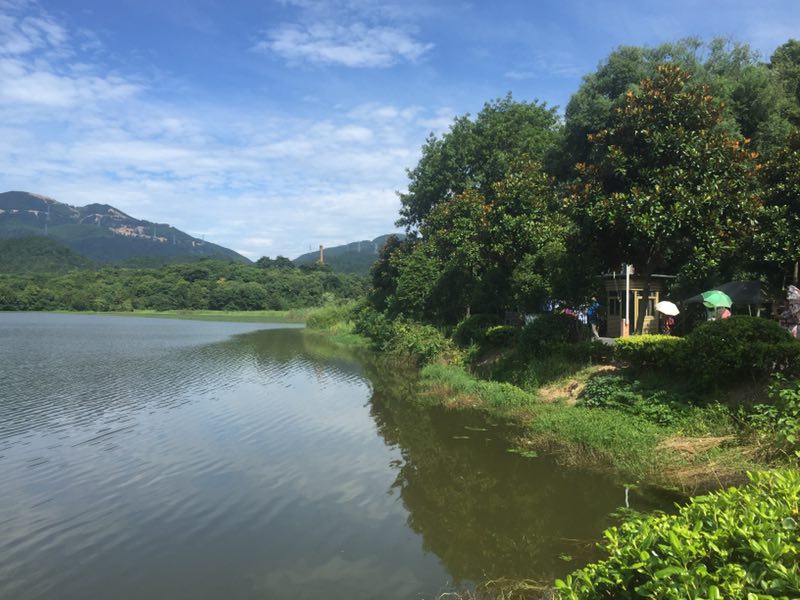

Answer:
[49,308,310,323]
[304,303,370,347]
[419,362,763,491]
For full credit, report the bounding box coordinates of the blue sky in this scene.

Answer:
[1,0,799,259]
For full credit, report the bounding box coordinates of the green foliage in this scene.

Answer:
[353,305,460,365]
[746,376,800,458]
[399,94,560,229]
[421,364,533,409]
[529,404,663,476]
[452,314,501,347]
[520,313,591,354]
[0,259,367,313]
[681,316,800,387]
[305,302,356,330]
[388,320,460,365]
[569,64,762,284]
[615,335,685,368]
[0,236,95,274]
[555,469,800,599]
[577,374,718,428]
[483,325,520,348]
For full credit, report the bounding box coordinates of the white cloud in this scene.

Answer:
[255,22,432,68]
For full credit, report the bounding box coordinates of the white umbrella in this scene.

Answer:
[655,300,680,316]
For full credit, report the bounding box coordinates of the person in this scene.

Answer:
[663,315,675,335]
[587,297,601,338]
[720,307,731,319]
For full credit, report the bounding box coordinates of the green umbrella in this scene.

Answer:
[702,290,733,309]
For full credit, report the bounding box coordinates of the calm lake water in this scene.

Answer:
[0,313,674,599]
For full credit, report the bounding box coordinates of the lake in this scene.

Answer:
[0,313,674,599]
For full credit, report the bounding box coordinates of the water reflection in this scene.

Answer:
[359,356,678,585]
[0,314,677,600]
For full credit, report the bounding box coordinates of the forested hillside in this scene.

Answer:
[0,259,365,312]
[0,237,95,274]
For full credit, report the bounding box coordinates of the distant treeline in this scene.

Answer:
[0,259,366,312]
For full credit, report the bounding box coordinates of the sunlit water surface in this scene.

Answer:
[0,313,675,599]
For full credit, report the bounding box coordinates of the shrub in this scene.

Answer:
[353,305,395,348]
[519,312,591,356]
[681,316,799,387]
[483,325,520,348]
[452,313,501,347]
[746,376,800,458]
[615,335,685,369]
[305,302,355,330]
[555,470,800,599]
[389,320,457,364]
[578,374,687,426]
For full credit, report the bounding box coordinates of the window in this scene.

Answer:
[608,291,621,316]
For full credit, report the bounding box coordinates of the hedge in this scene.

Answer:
[555,469,800,599]
[615,335,685,369]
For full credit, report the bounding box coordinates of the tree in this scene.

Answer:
[552,39,796,178]
[753,129,800,288]
[398,94,559,229]
[570,65,762,330]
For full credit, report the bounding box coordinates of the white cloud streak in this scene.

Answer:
[256,22,432,68]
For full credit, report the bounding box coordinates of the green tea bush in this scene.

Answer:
[555,469,800,599]
[452,313,501,347]
[615,335,685,369]
[680,316,800,387]
[519,313,591,356]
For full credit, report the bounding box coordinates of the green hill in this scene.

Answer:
[0,191,249,264]
[293,234,403,274]
[0,236,95,274]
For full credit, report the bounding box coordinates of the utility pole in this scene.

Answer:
[624,264,633,337]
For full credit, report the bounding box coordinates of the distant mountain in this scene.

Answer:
[293,234,403,274]
[0,191,249,264]
[0,236,95,274]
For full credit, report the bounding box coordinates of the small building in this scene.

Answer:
[603,272,674,337]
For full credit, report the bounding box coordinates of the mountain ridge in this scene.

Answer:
[293,234,403,274]
[0,191,249,264]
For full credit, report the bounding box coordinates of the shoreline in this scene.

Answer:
[38,308,310,324]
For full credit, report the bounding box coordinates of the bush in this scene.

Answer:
[681,316,799,387]
[483,325,520,348]
[353,305,395,348]
[305,302,355,330]
[746,376,800,458]
[615,335,685,369]
[452,313,501,347]
[555,470,800,599]
[519,312,591,356]
[578,374,688,426]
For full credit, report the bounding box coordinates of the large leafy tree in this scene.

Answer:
[551,39,797,179]
[570,65,762,328]
[398,94,560,229]
[384,159,577,323]
[752,129,800,288]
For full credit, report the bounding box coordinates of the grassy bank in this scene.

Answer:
[421,363,759,492]
[306,307,798,493]
[48,308,310,323]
